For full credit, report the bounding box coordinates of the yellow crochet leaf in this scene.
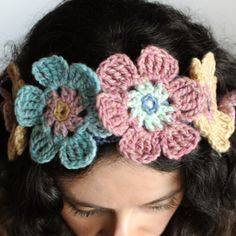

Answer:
[15,125,28,156]
[8,124,18,161]
[6,63,27,161]
[7,62,25,99]
[7,124,28,161]
[194,111,234,152]
[190,52,234,153]
[190,52,217,112]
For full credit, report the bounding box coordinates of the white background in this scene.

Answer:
[0,0,235,69]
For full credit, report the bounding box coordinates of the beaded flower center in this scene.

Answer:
[54,100,71,121]
[128,81,175,131]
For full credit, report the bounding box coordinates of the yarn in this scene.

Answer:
[219,89,236,122]
[3,45,234,169]
[15,55,111,169]
[190,52,234,153]
[96,45,205,162]
[0,63,28,161]
[128,81,175,131]
[14,125,28,156]
[44,86,84,137]
[0,87,15,132]
[7,62,25,99]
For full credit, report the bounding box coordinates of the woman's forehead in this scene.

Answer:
[59,159,183,209]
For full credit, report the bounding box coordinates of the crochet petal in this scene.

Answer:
[161,123,200,159]
[119,127,162,163]
[60,127,97,169]
[96,53,141,94]
[189,52,218,113]
[137,45,179,84]
[168,77,205,122]
[209,112,234,152]
[0,87,15,132]
[85,110,112,138]
[218,89,236,121]
[30,125,58,163]
[14,125,28,156]
[96,92,130,136]
[68,63,101,100]
[15,85,45,127]
[194,111,234,153]
[32,55,69,89]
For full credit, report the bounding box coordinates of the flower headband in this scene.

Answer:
[1,45,235,169]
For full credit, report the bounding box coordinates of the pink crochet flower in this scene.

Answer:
[96,45,205,163]
[44,86,84,137]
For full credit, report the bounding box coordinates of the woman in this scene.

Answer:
[0,0,236,235]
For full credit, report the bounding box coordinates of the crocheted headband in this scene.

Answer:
[0,45,235,169]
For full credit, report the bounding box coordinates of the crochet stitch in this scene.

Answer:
[15,56,111,169]
[2,63,28,161]
[0,87,14,132]
[5,46,235,169]
[44,86,85,137]
[190,52,235,153]
[128,81,175,131]
[219,89,236,123]
[96,45,205,163]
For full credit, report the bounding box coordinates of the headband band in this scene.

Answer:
[1,45,235,169]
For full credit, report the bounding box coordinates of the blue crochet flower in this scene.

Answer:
[15,55,111,169]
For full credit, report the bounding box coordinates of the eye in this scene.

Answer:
[68,203,98,217]
[148,197,178,212]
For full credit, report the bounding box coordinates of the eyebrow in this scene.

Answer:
[63,187,183,211]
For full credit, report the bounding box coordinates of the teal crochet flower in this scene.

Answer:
[15,55,111,169]
[128,81,175,131]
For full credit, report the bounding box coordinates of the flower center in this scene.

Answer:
[54,100,71,121]
[141,94,159,115]
[127,81,175,131]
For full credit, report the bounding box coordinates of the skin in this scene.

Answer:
[60,156,184,236]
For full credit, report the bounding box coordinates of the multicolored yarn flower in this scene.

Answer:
[0,63,28,161]
[190,52,235,153]
[96,45,205,163]
[15,56,111,169]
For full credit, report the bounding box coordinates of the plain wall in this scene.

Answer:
[0,0,235,69]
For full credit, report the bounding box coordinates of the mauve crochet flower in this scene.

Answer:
[96,45,205,163]
[44,86,84,137]
[0,87,15,132]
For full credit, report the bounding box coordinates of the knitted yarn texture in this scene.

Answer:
[6,45,235,169]
[0,63,28,161]
[190,52,235,153]
[96,45,205,163]
[15,56,111,169]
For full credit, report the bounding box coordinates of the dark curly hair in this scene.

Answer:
[0,0,236,235]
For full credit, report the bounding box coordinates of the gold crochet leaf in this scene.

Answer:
[7,62,25,99]
[6,63,28,161]
[15,125,28,155]
[189,52,234,153]
[8,124,28,161]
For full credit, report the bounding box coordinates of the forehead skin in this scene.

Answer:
[60,158,183,210]
[59,156,183,235]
